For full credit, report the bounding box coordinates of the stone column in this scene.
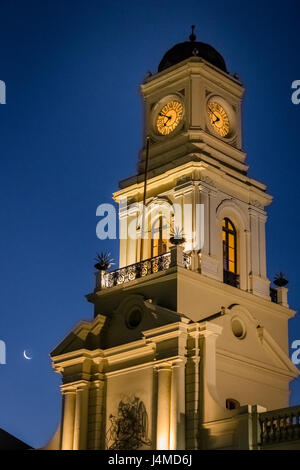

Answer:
[199,185,220,281]
[118,198,128,267]
[185,331,200,450]
[245,229,251,292]
[127,212,139,265]
[249,208,270,299]
[73,382,89,450]
[88,379,106,450]
[156,363,172,450]
[208,190,218,259]
[183,188,194,252]
[61,389,76,450]
[199,323,224,424]
[258,215,267,278]
[249,209,259,276]
[199,186,209,256]
[169,360,186,450]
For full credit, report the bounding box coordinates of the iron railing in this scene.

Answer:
[96,251,192,290]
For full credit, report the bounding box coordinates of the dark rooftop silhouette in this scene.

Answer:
[158,25,227,73]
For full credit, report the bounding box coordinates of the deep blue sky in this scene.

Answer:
[0,0,300,448]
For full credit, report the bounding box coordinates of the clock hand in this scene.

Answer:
[159,112,172,122]
[208,108,220,123]
[208,106,217,116]
[159,113,172,126]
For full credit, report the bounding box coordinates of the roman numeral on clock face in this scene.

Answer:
[207,100,230,137]
[156,99,184,135]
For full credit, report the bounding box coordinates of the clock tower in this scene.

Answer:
[118,29,268,301]
[48,30,300,451]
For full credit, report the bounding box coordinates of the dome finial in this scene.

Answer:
[189,25,196,42]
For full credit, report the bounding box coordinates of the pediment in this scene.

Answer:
[51,295,185,356]
[101,294,186,349]
[214,304,299,378]
[51,314,106,357]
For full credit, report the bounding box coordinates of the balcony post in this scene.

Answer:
[170,245,184,268]
[95,270,106,290]
[276,286,289,308]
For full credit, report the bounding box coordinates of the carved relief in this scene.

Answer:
[106,396,152,450]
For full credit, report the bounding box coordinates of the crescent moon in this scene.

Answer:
[23,350,32,360]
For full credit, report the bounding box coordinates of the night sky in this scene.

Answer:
[0,0,300,448]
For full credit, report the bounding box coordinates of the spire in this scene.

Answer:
[189,25,196,42]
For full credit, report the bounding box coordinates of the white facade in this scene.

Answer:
[48,46,300,450]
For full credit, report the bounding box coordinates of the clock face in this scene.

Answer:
[207,101,230,137]
[156,100,184,135]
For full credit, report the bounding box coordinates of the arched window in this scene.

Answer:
[222,218,237,273]
[150,214,168,258]
[222,218,239,287]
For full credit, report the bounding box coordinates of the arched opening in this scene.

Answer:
[222,218,239,288]
[150,214,169,258]
[226,398,240,410]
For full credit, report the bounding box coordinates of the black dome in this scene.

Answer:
[158,37,227,73]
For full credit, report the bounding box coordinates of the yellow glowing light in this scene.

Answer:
[157,434,169,450]
[207,101,230,137]
[156,100,183,135]
[169,430,176,450]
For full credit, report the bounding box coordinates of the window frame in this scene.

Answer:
[222,217,237,274]
[150,214,168,258]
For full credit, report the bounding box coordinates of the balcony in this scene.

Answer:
[259,405,300,449]
[223,270,240,288]
[95,246,192,290]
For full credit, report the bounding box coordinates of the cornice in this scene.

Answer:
[114,160,272,211]
[141,58,244,98]
[176,267,295,320]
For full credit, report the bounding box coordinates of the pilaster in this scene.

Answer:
[73,382,90,450]
[170,359,186,450]
[61,387,76,450]
[156,362,172,450]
